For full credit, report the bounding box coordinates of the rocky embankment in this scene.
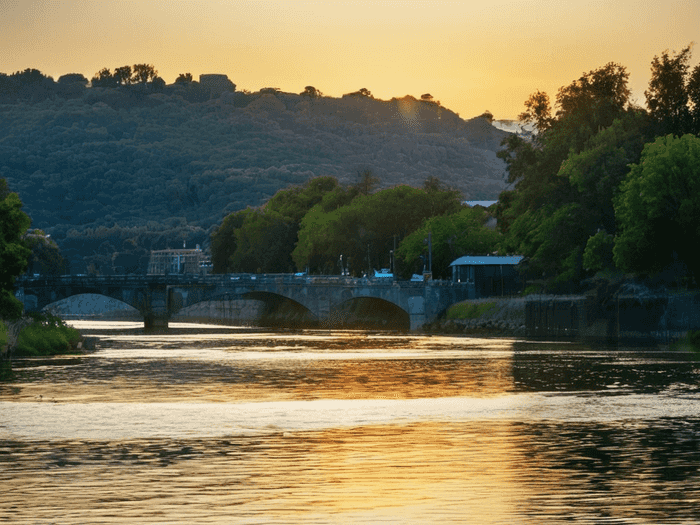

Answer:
[422,297,527,336]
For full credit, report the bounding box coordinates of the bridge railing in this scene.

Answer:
[16,273,466,288]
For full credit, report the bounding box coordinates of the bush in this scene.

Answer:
[14,313,82,356]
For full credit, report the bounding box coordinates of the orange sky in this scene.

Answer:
[1,0,698,119]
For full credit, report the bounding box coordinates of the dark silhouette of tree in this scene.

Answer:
[646,45,694,136]
[114,65,132,86]
[132,64,157,84]
[478,110,494,122]
[301,86,322,98]
[518,90,553,134]
[91,68,117,87]
[58,73,88,85]
[24,229,67,276]
[689,63,700,134]
[344,88,373,98]
[421,93,433,101]
[175,73,193,83]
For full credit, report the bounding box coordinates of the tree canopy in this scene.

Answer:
[0,179,31,319]
[614,134,700,284]
[497,43,700,291]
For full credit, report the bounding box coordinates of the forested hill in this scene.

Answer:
[1,76,510,270]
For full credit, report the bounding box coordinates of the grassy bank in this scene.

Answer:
[13,313,83,357]
[425,298,527,335]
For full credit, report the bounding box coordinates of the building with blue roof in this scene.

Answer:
[449,255,524,299]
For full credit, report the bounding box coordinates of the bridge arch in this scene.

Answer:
[328,296,410,331]
[42,293,139,319]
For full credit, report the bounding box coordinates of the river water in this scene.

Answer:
[1,321,700,524]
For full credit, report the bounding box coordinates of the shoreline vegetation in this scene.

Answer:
[1,313,94,380]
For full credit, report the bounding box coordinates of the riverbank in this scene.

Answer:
[1,314,95,380]
[423,290,700,345]
[421,297,528,337]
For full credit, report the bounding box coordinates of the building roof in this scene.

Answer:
[450,255,524,266]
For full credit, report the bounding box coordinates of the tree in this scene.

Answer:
[614,134,700,283]
[114,65,132,86]
[423,176,444,193]
[0,179,32,319]
[132,64,157,84]
[688,63,700,134]
[518,90,552,133]
[301,85,322,98]
[91,68,116,88]
[210,177,342,274]
[497,61,635,290]
[396,207,501,279]
[293,185,462,275]
[355,169,379,195]
[175,73,193,84]
[24,230,67,276]
[478,110,494,122]
[58,73,88,85]
[645,45,693,136]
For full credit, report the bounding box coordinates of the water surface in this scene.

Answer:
[1,321,699,523]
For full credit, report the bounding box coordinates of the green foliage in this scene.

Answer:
[446,301,495,320]
[1,65,510,274]
[24,229,67,275]
[0,179,32,319]
[211,177,341,274]
[613,134,700,282]
[583,230,615,272]
[395,207,501,279]
[0,320,7,348]
[14,313,82,357]
[496,60,645,291]
[210,209,250,273]
[293,184,462,275]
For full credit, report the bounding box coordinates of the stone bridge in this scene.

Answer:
[15,274,470,331]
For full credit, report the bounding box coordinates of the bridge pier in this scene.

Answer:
[140,285,171,331]
[144,313,169,331]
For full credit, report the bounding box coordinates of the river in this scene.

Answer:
[1,321,700,524]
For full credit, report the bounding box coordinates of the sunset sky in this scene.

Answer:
[2,0,698,119]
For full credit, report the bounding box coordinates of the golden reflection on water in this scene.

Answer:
[4,324,516,404]
[1,421,549,524]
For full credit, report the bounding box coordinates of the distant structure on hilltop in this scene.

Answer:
[199,74,236,96]
[147,246,210,275]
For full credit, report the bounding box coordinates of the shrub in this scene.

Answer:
[14,313,81,356]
